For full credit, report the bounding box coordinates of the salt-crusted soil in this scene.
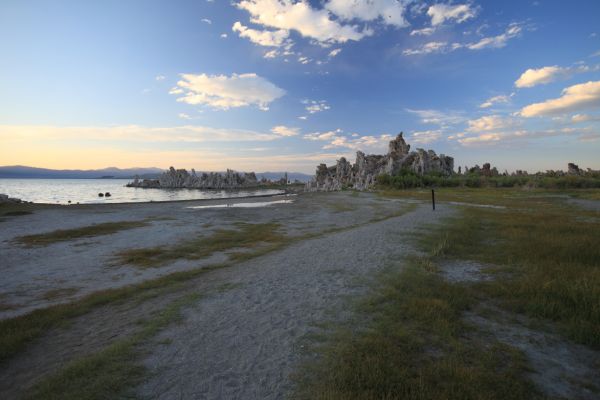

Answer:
[0,192,413,319]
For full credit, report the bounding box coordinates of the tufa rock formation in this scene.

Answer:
[127,167,259,190]
[306,132,454,191]
[0,194,23,204]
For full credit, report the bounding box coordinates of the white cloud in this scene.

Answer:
[458,133,502,145]
[404,23,524,56]
[172,72,285,111]
[178,113,192,120]
[520,80,600,117]
[298,116,308,120]
[236,0,372,46]
[304,129,342,141]
[427,4,477,26]
[201,18,212,24]
[480,94,511,108]
[467,115,516,132]
[303,99,331,114]
[155,75,166,81]
[271,125,300,137]
[515,64,597,88]
[410,130,442,144]
[410,27,435,36]
[232,21,289,47]
[220,33,228,39]
[328,48,342,57]
[304,129,393,152]
[325,0,410,28]
[467,23,522,50]
[456,127,590,146]
[403,41,448,55]
[298,56,311,64]
[323,134,394,151]
[405,109,465,126]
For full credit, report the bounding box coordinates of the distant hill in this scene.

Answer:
[0,166,313,182]
[0,166,163,179]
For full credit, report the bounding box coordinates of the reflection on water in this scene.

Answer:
[0,179,285,204]
[187,199,294,209]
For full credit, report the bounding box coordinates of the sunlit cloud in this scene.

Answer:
[515,64,598,88]
[172,73,286,111]
[520,80,600,117]
[427,3,477,26]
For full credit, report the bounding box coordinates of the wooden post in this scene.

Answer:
[431,189,435,211]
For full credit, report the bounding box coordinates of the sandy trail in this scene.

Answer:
[135,203,453,399]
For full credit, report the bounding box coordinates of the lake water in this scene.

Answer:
[0,179,285,204]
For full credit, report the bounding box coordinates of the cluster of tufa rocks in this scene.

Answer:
[305,132,454,191]
[0,194,23,204]
[127,167,259,190]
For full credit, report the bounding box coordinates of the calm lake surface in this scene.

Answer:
[0,179,285,204]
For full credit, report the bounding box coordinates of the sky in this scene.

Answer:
[0,0,599,174]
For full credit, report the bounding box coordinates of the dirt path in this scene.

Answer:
[1,194,445,399]
[135,203,453,399]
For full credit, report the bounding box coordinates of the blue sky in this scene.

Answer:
[0,0,599,173]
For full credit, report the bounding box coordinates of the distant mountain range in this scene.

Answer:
[0,166,313,182]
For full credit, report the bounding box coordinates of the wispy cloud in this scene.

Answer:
[480,94,512,108]
[427,3,477,26]
[405,109,465,127]
[271,125,300,137]
[0,124,293,143]
[303,99,331,114]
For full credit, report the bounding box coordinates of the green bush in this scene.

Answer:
[376,170,600,190]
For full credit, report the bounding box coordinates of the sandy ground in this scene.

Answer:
[135,202,450,399]
[1,192,598,399]
[0,192,414,319]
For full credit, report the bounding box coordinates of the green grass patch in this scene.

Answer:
[24,293,201,400]
[421,200,600,349]
[293,259,539,400]
[16,221,149,246]
[117,222,282,268]
[0,264,227,364]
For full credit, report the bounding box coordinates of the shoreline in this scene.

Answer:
[1,190,295,208]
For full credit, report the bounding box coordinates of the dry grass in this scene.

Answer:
[16,221,149,246]
[24,293,202,400]
[422,197,600,348]
[294,187,599,398]
[117,222,283,268]
[293,258,539,400]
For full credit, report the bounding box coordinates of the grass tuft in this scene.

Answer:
[24,293,201,400]
[117,222,282,268]
[16,221,149,246]
[293,260,539,400]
